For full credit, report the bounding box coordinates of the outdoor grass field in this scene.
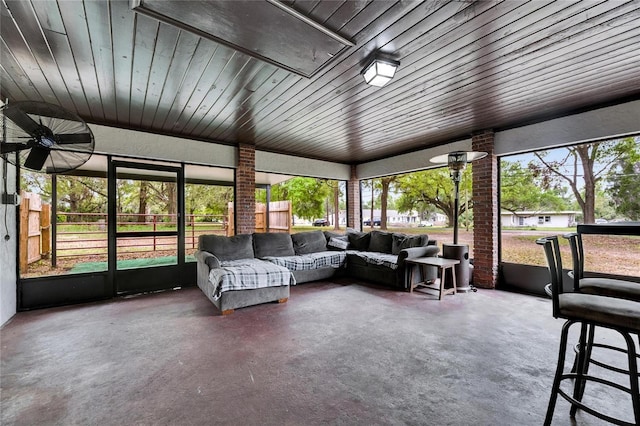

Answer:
[22,225,639,278]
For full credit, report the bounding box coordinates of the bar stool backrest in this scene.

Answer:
[535,235,564,319]
[564,232,585,285]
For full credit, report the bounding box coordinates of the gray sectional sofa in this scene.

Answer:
[195,229,439,314]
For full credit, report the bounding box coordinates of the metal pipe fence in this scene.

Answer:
[55,212,227,258]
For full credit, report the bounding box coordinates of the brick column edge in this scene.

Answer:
[347,165,361,231]
[472,130,498,288]
[235,144,256,235]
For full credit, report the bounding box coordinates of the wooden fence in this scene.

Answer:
[19,192,51,270]
[227,201,292,235]
[18,198,291,271]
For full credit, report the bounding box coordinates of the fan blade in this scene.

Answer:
[23,146,50,170]
[3,107,41,136]
[0,142,27,154]
[55,133,92,145]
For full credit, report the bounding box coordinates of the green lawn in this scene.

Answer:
[69,255,196,273]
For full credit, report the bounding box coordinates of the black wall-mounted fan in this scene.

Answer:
[1,101,94,173]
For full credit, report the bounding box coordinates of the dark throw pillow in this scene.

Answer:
[391,234,429,254]
[391,233,429,255]
[253,232,295,258]
[368,230,393,253]
[291,230,327,254]
[347,230,371,251]
[392,234,409,255]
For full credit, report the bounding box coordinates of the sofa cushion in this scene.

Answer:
[253,232,295,258]
[368,230,393,253]
[391,233,428,255]
[264,251,347,271]
[347,230,371,251]
[291,230,327,254]
[352,251,399,270]
[199,234,254,261]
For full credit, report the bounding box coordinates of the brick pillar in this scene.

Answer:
[347,165,361,231]
[472,130,498,288]
[235,144,256,235]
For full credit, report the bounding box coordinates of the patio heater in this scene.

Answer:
[429,150,487,291]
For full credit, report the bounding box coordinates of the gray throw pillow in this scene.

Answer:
[291,231,327,254]
[327,236,349,250]
[198,234,254,261]
[368,230,393,253]
[253,232,295,258]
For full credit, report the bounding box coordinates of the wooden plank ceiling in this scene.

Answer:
[1,0,639,165]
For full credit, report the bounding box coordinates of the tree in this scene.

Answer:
[361,179,377,229]
[324,179,341,230]
[56,176,107,221]
[500,161,569,215]
[395,167,472,227]
[270,177,330,221]
[21,171,51,201]
[608,138,640,220]
[137,181,150,222]
[379,176,399,230]
[531,138,639,224]
[187,184,233,217]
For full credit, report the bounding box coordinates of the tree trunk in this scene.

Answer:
[68,196,80,222]
[166,183,177,225]
[370,182,375,229]
[446,209,455,229]
[577,145,596,223]
[325,197,330,223]
[137,181,149,223]
[333,182,340,230]
[380,178,390,230]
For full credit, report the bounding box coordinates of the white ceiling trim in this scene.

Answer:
[255,151,351,180]
[356,139,472,180]
[90,124,236,168]
[495,100,640,156]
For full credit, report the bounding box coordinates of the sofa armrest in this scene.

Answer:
[195,250,220,290]
[398,245,440,285]
[195,250,220,269]
[399,245,439,262]
[396,245,439,269]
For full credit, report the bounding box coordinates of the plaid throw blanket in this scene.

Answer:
[207,259,295,301]
[351,251,399,270]
[263,251,347,271]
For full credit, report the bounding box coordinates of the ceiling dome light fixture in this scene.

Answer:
[361,57,400,87]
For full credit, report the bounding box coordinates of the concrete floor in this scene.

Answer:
[1,279,635,425]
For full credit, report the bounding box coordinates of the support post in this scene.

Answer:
[472,130,498,288]
[347,165,361,230]
[235,144,256,235]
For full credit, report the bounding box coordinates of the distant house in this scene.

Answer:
[360,210,448,226]
[501,210,581,228]
[363,209,420,225]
